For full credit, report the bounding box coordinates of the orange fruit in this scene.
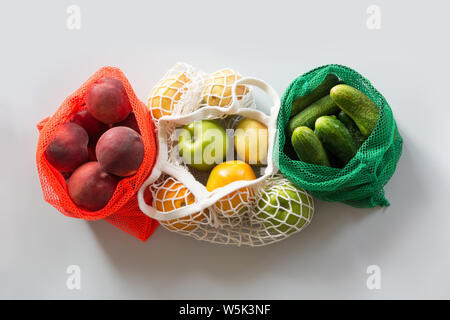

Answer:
[206,160,256,214]
[202,69,249,107]
[148,72,190,119]
[155,179,203,231]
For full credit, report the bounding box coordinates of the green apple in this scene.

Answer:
[256,181,314,235]
[178,119,229,171]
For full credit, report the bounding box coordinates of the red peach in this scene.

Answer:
[68,161,118,211]
[96,126,144,177]
[70,109,109,145]
[85,77,132,124]
[45,123,89,172]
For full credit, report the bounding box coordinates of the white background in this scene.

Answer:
[1,0,450,299]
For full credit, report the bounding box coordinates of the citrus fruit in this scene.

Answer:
[206,160,256,215]
[154,178,203,231]
[202,69,248,107]
[148,72,190,119]
[256,179,314,235]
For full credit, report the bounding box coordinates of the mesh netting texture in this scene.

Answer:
[36,66,159,241]
[275,64,403,208]
[139,63,315,246]
[147,63,250,122]
[146,173,314,246]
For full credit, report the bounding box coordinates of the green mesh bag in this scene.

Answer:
[275,64,403,208]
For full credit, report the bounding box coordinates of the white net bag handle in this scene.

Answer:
[138,77,280,221]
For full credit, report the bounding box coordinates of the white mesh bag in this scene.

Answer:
[138,63,314,246]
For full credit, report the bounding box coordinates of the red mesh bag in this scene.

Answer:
[36,66,159,241]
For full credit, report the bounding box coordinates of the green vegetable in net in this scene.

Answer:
[274,64,403,208]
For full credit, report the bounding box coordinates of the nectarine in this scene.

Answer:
[45,123,89,172]
[85,77,132,124]
[96,126,144,177]
[70,109,109,144]
[68,161,118,211]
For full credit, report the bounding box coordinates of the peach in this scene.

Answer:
[113,112,140,133]
[70,109,109,144]
[68,162,118,211]
[85,77,132,124]
[45,123,89,172]
[96,126,144,177]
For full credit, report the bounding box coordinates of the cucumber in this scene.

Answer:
[291,126,330,167]
[338,111,365,147]
[315,116,357,165]
[290,74,341,117]
[287,95,339,136]
[330,84,380,138]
